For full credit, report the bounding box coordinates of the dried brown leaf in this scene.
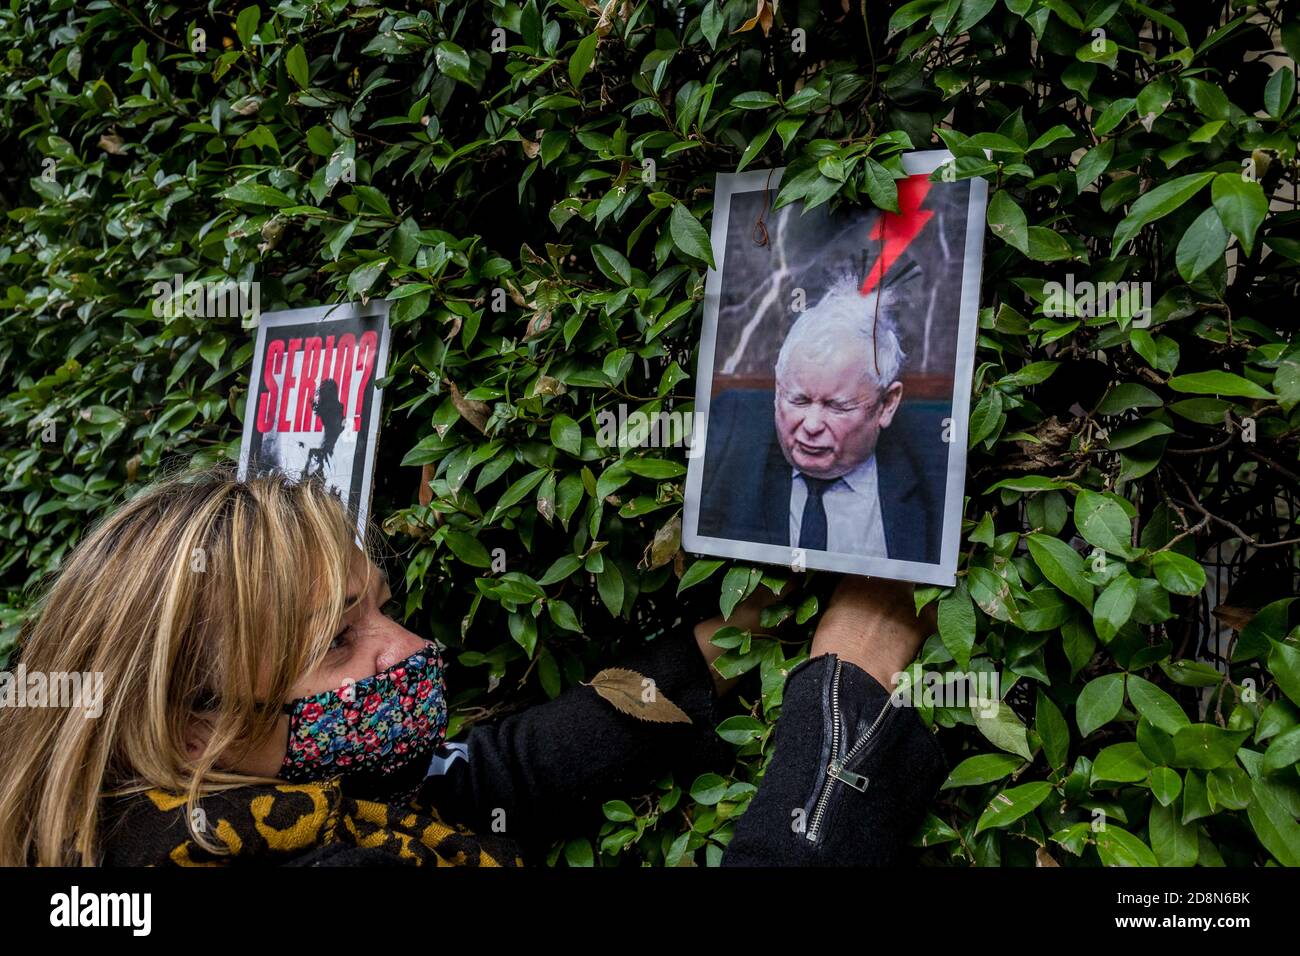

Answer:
[531,374,567,398]
[595,0,619,36]
[447,380,491,434]
[230,95,262,116]
[732,0,776,35]
[644,512,681,570]
[505,280,529,307]
[1212,604,1255,632]
[1000,415,1078,473]
[419,463,435,507]
[584,667,691,724]
[1252,148,1274,181]
[524,310,552,339]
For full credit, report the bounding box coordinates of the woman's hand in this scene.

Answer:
[692,577,800,697]
[810,575,935,690]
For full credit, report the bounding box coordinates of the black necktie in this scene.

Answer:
[798,475,838,551]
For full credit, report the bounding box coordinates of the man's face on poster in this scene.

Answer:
[774,343,904,481]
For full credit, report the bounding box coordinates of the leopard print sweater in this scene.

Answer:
[98,778,524,867]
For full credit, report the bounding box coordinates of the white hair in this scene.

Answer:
[774,272,907,392]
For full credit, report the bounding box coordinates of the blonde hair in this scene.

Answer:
[0,464,364,866]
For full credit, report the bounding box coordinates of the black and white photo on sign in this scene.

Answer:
[682,151,988,587]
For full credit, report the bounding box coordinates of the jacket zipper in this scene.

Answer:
[805,657,896,843]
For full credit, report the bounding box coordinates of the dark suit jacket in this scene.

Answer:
[697,388,946,565]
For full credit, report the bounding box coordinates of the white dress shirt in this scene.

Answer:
[789,455,889,556]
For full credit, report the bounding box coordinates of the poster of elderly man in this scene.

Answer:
[682,151,987,587]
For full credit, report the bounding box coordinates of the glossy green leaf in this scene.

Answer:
[668,203,715,267]
[974,781,1053,835]
[1077,672,1125,737]
[1112,172,1216,253]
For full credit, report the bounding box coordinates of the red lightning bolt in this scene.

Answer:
[859,174,935,296]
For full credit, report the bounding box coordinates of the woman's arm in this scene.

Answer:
[416,584,792,859]
[720,575,948,866]
[808,575,937,690]
[691,577,794,697]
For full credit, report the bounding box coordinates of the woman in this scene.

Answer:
[0,466,946,866]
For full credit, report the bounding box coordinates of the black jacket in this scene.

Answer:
[721,647,950,864]
[416,619,949,866]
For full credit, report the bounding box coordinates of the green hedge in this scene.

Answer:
[3,0,1300,866]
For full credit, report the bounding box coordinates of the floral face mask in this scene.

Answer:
[277,641,448,798]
